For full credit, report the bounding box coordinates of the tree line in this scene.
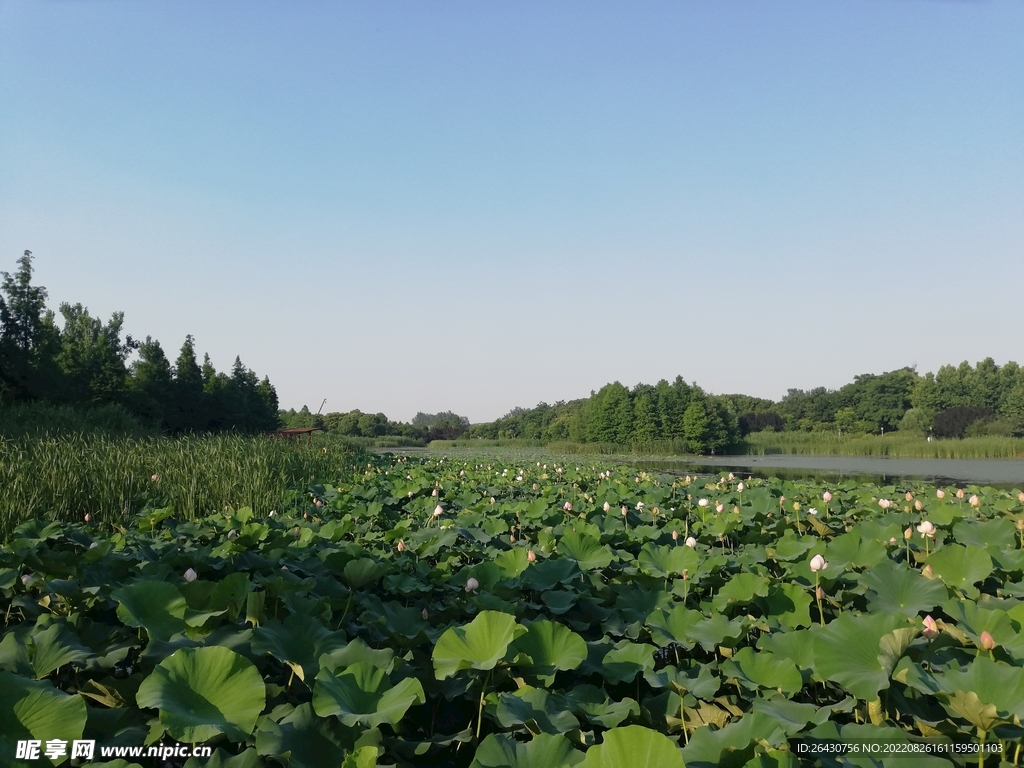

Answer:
[0,251,279,433]
[279,406,470,442]
[467,361,1024,452]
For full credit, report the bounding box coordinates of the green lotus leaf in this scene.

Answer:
[646,605,703,648]
[319,638,396,674]
[252,613,347,682]
[560,684,640,728]
[136,646,266,742]
[721,647,802,696]
[927,544,993,597]
[540,590,577,614]
[511,620,587,683]
[762,583,812,629]
[341,746,379,768]
[681,711,780,768]
[601,639,655,684]
[558,532,614,570]
[0,672,87,767]
[432,610,526,680]
[811,612,906,700]
[522,559,580,591]
[637,543,698,578]
[494,547,531,579]
[952,518,1016,550]
[933,656,1024,731]
[943,599,1024,657]
[770,535,815,562]
[112,580,188,641]
[342,558,389,589]
[825,532,886,570]
[712,573,771,612]
[687,614,747,652]
[757,628,816,671]
[492,686,581,734]
[255,702,353,768]
[751,697,833,735]
[644,663,720,700]
[471,733,584,768]
[580,725,683,768]
[313,662,425,728]
[859,561,948,618]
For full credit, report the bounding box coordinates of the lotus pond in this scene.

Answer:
[4,455,1024,767]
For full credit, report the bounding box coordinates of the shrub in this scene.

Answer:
[932,406,996,439]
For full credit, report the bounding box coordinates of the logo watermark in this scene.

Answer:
[15,740,213,762]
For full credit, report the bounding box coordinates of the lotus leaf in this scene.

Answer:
[432,610,526,680]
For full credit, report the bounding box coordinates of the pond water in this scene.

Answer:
[632,454,1024,489]
[396,446,1024,489]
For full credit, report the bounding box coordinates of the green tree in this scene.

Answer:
[0,251,56,400]
[631,390,658,444]
[129,337,174,426]
[169,335,205,431]
[682,399,711,454]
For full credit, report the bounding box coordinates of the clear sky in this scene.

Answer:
[2,1,1021,422]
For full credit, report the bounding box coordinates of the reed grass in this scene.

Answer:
[0,432,363,540]
[744,431,1024,459]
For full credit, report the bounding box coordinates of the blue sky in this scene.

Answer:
[2,1,1022,422]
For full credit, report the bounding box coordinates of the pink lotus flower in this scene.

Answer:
[914,500,923,511]
[21,574,32,585]
[822,491,832,503]
[922,615,939,640]
[809,554,828,572]
[878,499,891,510]
[980,631,997,651]
[151,474,159,482]
[808,508,818,516]
[84,513,91,523]
[465,577,479,593]
[697,499,709,508]
[684,536,697,548]
[715,503,724,513]
[956,489,965,500]
[905,492,914,501]
[432,489,439,497]
[422,608,429,619]
[636,502,645,511]
[184,568,197,583]
[1019,492,1024,503]
[603,502,611,512]
[936,489,945,499]
[509,535,515,543]
[728,473,735,481]
[564,502,573,512]
[917,520,936,537]
[672,530,679,541]
[969,495,980,507]
[433,505,444,517]
[737,483,745,492]
[922,564,933,577]
[528,550,536,563]
[904,527,913,540]
[397,540,405,553]
[815,586,825,600]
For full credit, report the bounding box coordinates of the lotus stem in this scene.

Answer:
[978,728,986,768]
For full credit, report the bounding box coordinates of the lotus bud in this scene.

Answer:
[809,554,827,572]
[465,577,479,593]
[652,507,659,516]
[422,608,429,619]
[490,497,496,504]
[228,529,238,540]
[822,491,832,502]
[878,499,891,510]
[1019,492,1024,503]
[564,502,573,512]
[969,494,980,507]
[269,510,276,516]
[684,475,691,483]
[733,506,740,514]
[684,536,697,548]
[528,550,536,562]
[21,574,32,585]
[397,539,405,552]
[737,482,745,492]
[922,615,939,640]
[672,530,679,541]
[889,537,896,544]
[1017,519,1024,532]
[779,496,785,503]
[936,489,945,499]
[315,499,323,507]
[716,503,724,513]
[698,498,709,508]
[294,527,301,537]
[682,569,689,580]
[956,489,964,500]
[904,527,913,540]
[917,520,935,537]
[793,502,801,512]
[408,491,413,498]
[980,631,997,651]
[636,501,645,511]
[914,500,923,511]
[728,473,735,480]
[766,512,773,519]
[184,568,197,582]
[922,564,933,577]
[433,505,444,517]
[151,473,159,482]
[808,508,818,516]
[89,541,99,549]
[533,483,538,490]
[815,586,825,600]
[432,489,439,497]
[510,534,515,543]
[602,502,610,512]
[83,513,91,523]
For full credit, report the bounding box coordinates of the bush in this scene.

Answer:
[933,406,996,439]
[738,412,785,436]
[898,408,933,436]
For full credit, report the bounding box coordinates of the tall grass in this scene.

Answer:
[744,431,1024,459]
[0,432,363,539]
[430,438,547,449]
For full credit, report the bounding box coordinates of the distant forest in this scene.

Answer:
[467,362,1024,452]
[0,251,279,433]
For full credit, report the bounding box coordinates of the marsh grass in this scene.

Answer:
[745,431,1024,459]
[0,432,362,539]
